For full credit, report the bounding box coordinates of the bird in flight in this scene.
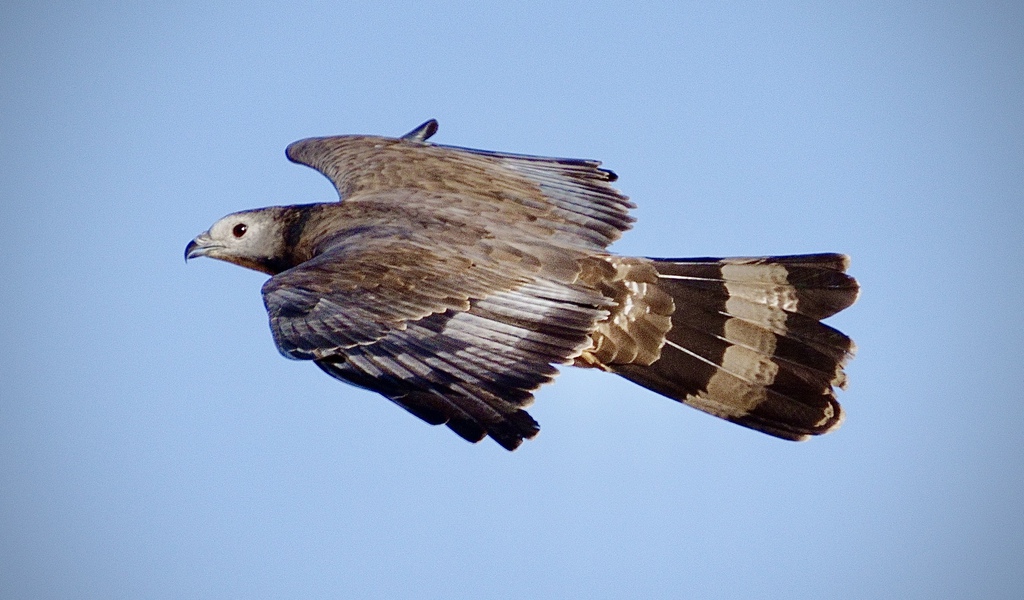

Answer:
[186,119,858,450]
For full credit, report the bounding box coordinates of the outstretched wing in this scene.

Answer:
[262,229,610,450]
[284,121,635,252]
[271,121,639,448]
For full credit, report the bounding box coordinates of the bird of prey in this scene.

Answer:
[186,119,858,450]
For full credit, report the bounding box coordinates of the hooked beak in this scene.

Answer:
[185,231,218,262]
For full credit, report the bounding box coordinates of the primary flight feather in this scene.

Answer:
[186,120,858,450]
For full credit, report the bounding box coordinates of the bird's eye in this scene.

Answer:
[232,223,248,238]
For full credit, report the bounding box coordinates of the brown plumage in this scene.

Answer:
[186,120,858,450]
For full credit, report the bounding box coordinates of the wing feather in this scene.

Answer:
[262,219,610,449]
[285,123,634,251]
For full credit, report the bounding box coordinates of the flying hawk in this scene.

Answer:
[186,119,858,450]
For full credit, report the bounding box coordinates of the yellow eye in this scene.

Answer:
[232,223,248,238]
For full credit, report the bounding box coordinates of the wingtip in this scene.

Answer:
[401,119,439,142]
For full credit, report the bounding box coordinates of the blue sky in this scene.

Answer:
[2,1,1022,598]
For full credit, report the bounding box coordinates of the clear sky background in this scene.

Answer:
[2,1,1022,598]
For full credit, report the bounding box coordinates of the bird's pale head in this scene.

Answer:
[186,207,298,275]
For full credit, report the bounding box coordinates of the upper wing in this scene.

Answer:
[262,234,611,450]
[285,121,635,251]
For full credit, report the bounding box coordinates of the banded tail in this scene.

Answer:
[581,253,859,441]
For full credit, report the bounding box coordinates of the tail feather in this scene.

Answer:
[607,253,857,441]
[672,300,852,389]
[652,253,859,320]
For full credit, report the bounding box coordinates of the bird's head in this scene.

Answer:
[186,207,296,275]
